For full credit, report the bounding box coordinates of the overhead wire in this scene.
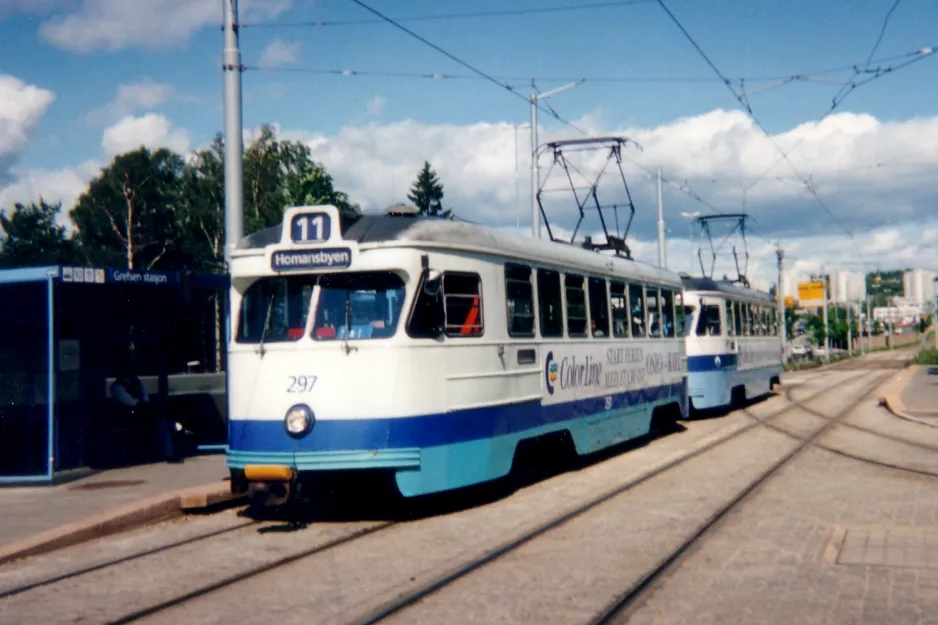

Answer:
[342,0,594,136]
[864,0,904,71]
[243,51,927,86]
[241,0,660,28]
[339,0,729,219]
[655,0,863,253]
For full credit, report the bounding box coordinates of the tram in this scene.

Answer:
[680,276,782,413]
[225,203,687,503]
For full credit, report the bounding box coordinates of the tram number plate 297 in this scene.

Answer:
[287,375,317,393]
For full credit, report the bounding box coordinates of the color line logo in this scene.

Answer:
[545,351,558,395]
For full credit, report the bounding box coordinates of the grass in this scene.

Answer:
[913,347,938,366]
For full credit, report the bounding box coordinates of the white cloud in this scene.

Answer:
[35,0,292,53]
[0,160,102,229]
[85,79,174,125]
[365,96,387,117]
[242,109,938,287]
[102,113,190,156]
[0,74,55,185]
[258,38,300,68]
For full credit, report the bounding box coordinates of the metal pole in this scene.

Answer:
[656,167,666,267]
[222,0,244,263]
[776,244,786,363]
[530,94,539,239]
[866,296,872,352]
[514,124,520,230]
[822,270,830,359]
[847,301,853,357]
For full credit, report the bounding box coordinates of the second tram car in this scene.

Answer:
[680,276,782,413]
[226,204,687,502]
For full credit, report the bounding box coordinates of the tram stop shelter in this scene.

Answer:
[0,265,230,484]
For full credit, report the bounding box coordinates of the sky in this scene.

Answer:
[0,0,937,290]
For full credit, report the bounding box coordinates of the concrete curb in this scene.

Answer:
[878,365,938,428]
[0,481,246,566]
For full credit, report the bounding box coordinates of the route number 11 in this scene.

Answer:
[291,213,331,243]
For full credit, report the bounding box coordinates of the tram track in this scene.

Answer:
[0,518,261,599]
[585,371,899,625]
[737,376,938,479]
[338,369,879,625]
[0,368,888,624]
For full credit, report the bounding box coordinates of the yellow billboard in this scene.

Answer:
[798,280,825,307]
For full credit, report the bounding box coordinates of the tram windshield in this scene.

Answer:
[313,272,405,341]
[236,271,405,344]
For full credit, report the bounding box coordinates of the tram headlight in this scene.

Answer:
[284,404,314,438]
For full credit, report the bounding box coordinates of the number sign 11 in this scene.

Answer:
[291,213,331,243]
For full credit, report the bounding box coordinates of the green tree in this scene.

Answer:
[243,124,359,235]
[70,147,186,270]
[0,199,81,267]
[407,161,451,218]
[181,134,226,272]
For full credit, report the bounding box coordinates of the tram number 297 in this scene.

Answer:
[287,375,317,393]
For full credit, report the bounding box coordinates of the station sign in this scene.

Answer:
[798,280,826,308]
[267,204,357,273]
[59,267,179,286]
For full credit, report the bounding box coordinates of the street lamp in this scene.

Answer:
[680,211,700,273]
[530,80,585,239]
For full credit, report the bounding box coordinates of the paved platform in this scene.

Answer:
[0,455,235,563]
[902,364,938,417]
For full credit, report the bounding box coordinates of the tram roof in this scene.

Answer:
[236,212,683,286]
[680,275,775,303]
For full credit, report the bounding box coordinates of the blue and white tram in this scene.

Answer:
[680,276,782,412]
[225,203,687,502]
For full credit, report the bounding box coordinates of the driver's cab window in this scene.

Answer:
[696,300,723,336]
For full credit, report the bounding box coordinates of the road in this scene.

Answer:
[1,348,933,625]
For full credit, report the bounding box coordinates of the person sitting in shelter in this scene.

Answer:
[111,367,182,463]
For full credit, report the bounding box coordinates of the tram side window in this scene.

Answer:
[732,301,743,336]
[565,274,588,337]
[727,300,736,336]
[442,272,484,337]
[646,286,662,338]
[760,307,769,336]
[770,307,778,336]
[537,269,564,338]
[743,303,752,336]
[661,289,676,338]
[610,281,630,338]
[588,278,610,337]
[696,303,722,336]
[505,264,535,338]
[238,276,318,343]
[629,283,646,337]
[676,293,690,337]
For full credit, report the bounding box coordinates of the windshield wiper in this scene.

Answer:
[257,293,275,357]
[343,291,358,355]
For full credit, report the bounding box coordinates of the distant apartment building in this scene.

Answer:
[828,270,867,304]
[873,297,925,325]
[903,269,937,310]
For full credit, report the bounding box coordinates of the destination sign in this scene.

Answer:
[270,247,353,271]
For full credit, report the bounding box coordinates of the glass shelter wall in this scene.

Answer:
[0,280,51,479]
